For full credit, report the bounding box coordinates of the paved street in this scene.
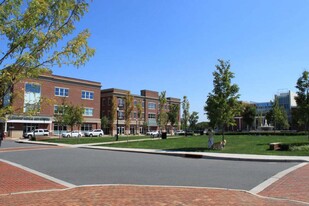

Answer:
[0,140,308,205]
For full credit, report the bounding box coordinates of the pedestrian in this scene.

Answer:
[0,131,3,147]
[207,129,214,149]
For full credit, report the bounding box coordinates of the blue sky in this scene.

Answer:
[53,0,309,121]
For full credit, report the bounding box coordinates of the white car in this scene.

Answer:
[62,131,83,138]
[84,129,104,137]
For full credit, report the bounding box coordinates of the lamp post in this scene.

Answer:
[116,107,119,141]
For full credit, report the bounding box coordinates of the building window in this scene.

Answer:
[148,102,156,109]
[54,105,65,114]
[55,87,69,97]
[142,101,145,108]
[81,124,92,132]
[24,83,41,112]
[118,98,124,107]
[83,108,94,116]
[54,123,67,135]
[148,113,156,119]
[133,112,137,118]
[102,98,106,106]
[82,91,94,100]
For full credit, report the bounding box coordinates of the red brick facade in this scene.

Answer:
[101,88,181,135]
[4,73,101,138]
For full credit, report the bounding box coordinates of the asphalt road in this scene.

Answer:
[0,141,298,190]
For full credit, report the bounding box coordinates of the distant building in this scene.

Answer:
[100,89,181,135]
[275,91,297,123]
[1,73,102,138]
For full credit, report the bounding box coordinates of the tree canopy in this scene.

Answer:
[294,70,309,139]
[204,59,241,140]
[0,0,94,118]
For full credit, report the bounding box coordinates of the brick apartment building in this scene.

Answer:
[1,73,101,138]
[101,88,181,135]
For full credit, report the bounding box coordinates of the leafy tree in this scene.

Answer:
[267,98,289,130]
[181,96,190,131]
[110,96,117,138]
[195,121,209,131]
[0,0,94,120]
[242,103,256,131]
[204,59,241,141]
[101,116,109,133]
[294,70,309,139]
[124,92,134,135]
[63,104,84,132]
[188,111,199,130]
[136,100,143,135]
[167,104,179,134]
[157,91,168,131]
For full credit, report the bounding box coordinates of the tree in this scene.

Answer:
[267,98,289,130]
[63,104,84,132]
[136,100,143,135]
[0,0,94,120]
[195,122,209,131]
[188,111,199,130]
[242,103,256,131]
[101,116,109,133]
[157,91,168,131]
[204,59,241,141]
[167,104,179,135]
[294,70,309,139]
[110,96,117,137]
[124,92,134,135]
[181,96,190,131]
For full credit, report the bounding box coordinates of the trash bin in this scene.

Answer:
[161,132,167,139]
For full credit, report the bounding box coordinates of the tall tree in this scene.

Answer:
[204,59,241,141]
[270,97,289,130]
[136,100,143,135]
[181,96,190,131]
[295,70,309,139]
[167,104,179,135]
[63,104,84,132]
[242,103,256,131]
[157,91,168,131]
[0,0,94,120]
[124,92,134,135]
[188,111,199,130]
[101,116,109,133]
[110,96,118,139]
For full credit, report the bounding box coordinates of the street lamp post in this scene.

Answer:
[116,107,119,141]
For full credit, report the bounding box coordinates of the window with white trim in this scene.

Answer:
[83,108,94,116]
[148,102,156,109]
[82,91,94,100]
[55,87,69,97]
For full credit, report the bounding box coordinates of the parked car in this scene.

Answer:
[62,130,83,138]
[175,130,185,135]
[84,129,104,137]
[23,129,49,139]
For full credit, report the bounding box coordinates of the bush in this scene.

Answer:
[290,145,309,151]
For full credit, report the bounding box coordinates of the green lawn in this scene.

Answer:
[41,135,148,144]
[102,135,309,156]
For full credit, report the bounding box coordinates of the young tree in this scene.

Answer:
[124,92,134,135]
[242,104,256,131]
[136,100,143,135]
[294,70,309,139]
[0,0,95,120]
[167,104,179,135]
[181,96,190,131]
[101,116,109,134]
[271,97,289,130]
[189,111,199,130]
[157,91,168,131]
[63,104,84,132]
[204,59,241,141]
[110,96,118,137]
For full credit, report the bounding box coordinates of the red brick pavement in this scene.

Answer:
[0,162,67,195]
[0,185,306,206]
[259,163,309,203]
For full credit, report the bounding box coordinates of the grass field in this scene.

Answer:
[102,135,309,156]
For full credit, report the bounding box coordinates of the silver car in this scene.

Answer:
[62,131,83,138]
